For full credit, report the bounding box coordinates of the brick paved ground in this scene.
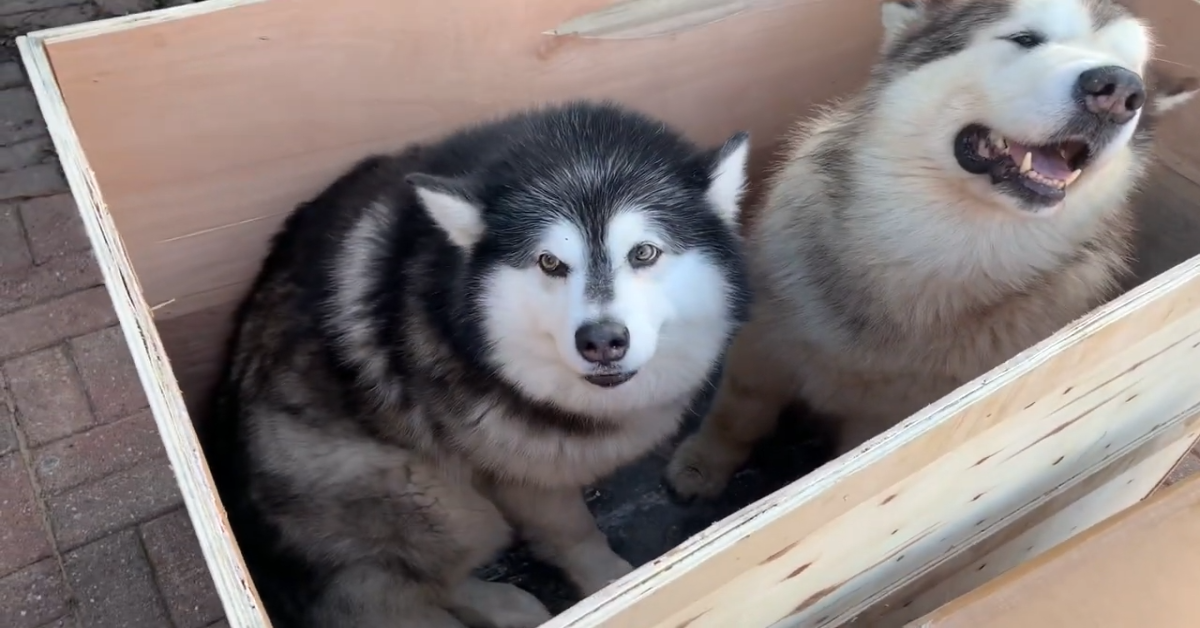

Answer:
[1,1,1199,627]
[1,1,228,627]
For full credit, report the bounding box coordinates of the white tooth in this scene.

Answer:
[1060,148,1070,160]
[1065,169,1082,186]
[1020,151,1033,174]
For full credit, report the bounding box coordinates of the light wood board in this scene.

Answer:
[908,471,1200,627]
[38,0,883,416]
[16,0,1200,627]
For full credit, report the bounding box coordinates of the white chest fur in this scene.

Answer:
[456,399,688,488]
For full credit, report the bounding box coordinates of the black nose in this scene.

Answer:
[1076,65,1146,125]
[574,320,630,364]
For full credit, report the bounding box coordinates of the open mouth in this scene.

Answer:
[583,371,636,388]
[954,124,1093,208]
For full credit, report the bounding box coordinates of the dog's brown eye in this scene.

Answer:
[537,253,567,276]
[629,243,662,267]
[1005,31,1045,49]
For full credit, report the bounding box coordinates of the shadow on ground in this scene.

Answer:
[479,398,835,615]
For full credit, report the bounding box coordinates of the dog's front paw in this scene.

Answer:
[450,579,552,628]
[571,549,634,597]
[483,586,553,628]
[664,434,742,502]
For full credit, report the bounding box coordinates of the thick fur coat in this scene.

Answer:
[667,0,1200,500]
[203,101,752,627]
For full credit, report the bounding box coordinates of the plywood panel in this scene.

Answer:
[909,472,1200,628]
[43,0,881,322]
[840,419,1200,626]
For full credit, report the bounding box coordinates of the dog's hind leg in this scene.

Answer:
[310,565,468,628]
[665,314,795,501]
[256,421,548,627]
[307,516,547,628]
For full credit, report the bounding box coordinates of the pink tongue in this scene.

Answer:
[1009,141,1073,180]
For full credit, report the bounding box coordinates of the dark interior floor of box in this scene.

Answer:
[478,400,835,615]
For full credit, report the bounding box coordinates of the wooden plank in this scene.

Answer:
[16,30,272,628]
[34,0,882,412]
[840,418,1200,626]
[909,472,1200,627]
[38,0,880,325]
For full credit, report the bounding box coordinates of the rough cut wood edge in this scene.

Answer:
[898,428,1200,626]
[16,32,272,628]
[549,0,761,39]
[849,414,1200,626]
[906,462,1200,628]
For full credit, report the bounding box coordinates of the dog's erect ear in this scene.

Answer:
[407,173,485,250]
[881,0,929,50]
[705,131,751,227]
[1147,62,1200,115]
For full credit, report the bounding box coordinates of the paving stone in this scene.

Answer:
[0,250,104,316]
[0,163,67,202]
[0,137,55,173]
[0,61,24,90]
[0,201,32,274]
[47,457,182,550]
[4,345,93,446]
[0,4,99,32]
[141,509,224,628]
[64,529,172,628]
[96,0,161,16]
[0,287,118,361]
[34,410,166,495]
[70,326,147,423]
[0,453,53,575]
[0,0,89,18]
[0,87,46,147]
[0,2,218,627]
[0,379,16,456]
[0,558,71,628]
[19,195,88,264]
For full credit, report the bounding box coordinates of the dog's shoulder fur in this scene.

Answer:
[750,94,1131,381]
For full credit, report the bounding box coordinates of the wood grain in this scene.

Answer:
[18,0,1200,627]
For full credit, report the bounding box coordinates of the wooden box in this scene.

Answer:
[912,472,1200,628]
[17,1,1200,627]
